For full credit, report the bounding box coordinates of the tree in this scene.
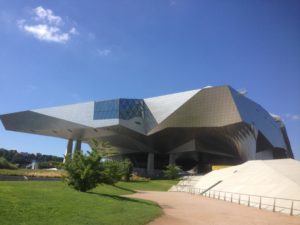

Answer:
[0,157,17,169]
[64,140,126,192]
[64,148,103,192]
[101,160,124,184]
[91,139,119,158]
[163,164,181,180]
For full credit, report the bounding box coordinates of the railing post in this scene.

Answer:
[213,191,215,198]
[224,192,226,201]
[231,193,233,203]
[259,196,262,209]
[209,191,210,198]
[290,201,294,216]
[218,191,220,200]
[238,194,241,205]
[273,199,276,212]
[248,195,250,207]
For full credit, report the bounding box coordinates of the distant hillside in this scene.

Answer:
[0,148,63,168]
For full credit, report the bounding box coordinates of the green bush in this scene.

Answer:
[64,140,127,192]
[101,158,134,184]
[0,157,17,169]
[163,164,181,180]
[101,160,123,185]
[64,148,103,192]
[122,158,133,182]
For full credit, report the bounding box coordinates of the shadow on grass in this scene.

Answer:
[111,184,136,193]
[87,192,156,207]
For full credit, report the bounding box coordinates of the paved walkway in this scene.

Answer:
[126,191,300,225]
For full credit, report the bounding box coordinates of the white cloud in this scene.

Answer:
[286,113,300,121]
[23,24,69,43]
[97,49,111,56]
[69,27,79,35]
[18,6,78,43]
[34,6,62,25]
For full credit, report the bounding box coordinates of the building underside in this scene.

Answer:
[0,85,294,174]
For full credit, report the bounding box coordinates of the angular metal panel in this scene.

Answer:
[144,88,200,123]
[229,87,287,150]
[148,86,242,134]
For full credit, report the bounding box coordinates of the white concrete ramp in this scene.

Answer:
[170,159,300,215]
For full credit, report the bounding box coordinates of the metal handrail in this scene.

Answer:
[172,185,300,216]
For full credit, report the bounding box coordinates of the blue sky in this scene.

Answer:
[0,0,299,159]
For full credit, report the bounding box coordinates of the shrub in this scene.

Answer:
[0,157,17,169]
[101,160,123,185]
[163,164,181,180]
[122,158,133,182]
[101,158,134,184]
[64,148,103,192]
[64,140,126,192]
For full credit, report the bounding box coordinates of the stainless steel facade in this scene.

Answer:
[0,85,294,172]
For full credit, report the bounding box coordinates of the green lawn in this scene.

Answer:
[116,180,179,192]
[0,180,178,225]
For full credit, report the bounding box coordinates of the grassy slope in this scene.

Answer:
[0,180,178,225]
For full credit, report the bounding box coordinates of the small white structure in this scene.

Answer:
[31,160,38,170]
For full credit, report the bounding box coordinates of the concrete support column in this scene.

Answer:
[169,153,176,165]
[74,140,82,153]
[64,139,73,163]
[67,139,73,155]
[147,152,154,175]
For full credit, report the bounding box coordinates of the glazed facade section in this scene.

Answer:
[0,86,294,173]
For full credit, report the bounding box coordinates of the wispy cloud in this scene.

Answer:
[17,6,78,43]
[97,48,112,56]
[286,113,300,121]
[34,6,62,25]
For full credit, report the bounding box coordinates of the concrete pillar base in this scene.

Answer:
[169,153,176,165]
[147,152,154,175]
[64,139,73,163]
[74,140,82,153]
